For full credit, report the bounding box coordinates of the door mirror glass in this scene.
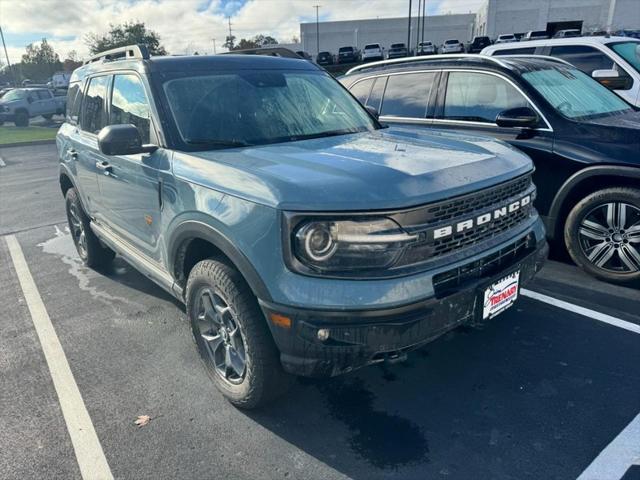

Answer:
[98,124,157,156]
[591,69,633,90]
[495,107,539,128]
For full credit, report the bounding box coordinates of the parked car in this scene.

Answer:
[51,71,72,89]
[57,45,547,408]
[613,29,640,39]
[416,41,437,55]
[482,36,640,107]
[387,43,409,59]
[341,54,640,284]
[337,46,360,64]
[0,87,13,98]
[553,29,582,39]
[316,51,334,66]
[495,34,517,44]
[295,50,312,60]
[362,43,384,62]
[468,36,492,53]
[522,31,549,41]
[0,87,66,126]
[441,39,465,53]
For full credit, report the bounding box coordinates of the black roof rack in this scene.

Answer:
[222,47,303,59]
[84,44,150,65]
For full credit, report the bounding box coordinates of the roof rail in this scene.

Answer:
[345,54,508,75]
[84,44,150,65]
[494,54,572,66]
[222,47,303,59]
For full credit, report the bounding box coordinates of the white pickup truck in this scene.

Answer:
[0,87,66,126]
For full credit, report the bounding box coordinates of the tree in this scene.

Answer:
[18,38,62,83]
[253,34,278,47]
[229,34,279,51]
[63,50,82,72]
[223,34,236,50]
[84,21,167,56]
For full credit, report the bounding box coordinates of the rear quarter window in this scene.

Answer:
[65,82,84,125]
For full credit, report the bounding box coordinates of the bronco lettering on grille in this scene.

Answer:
[432,194,531,241]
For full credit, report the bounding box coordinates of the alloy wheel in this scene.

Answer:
[578,202,640,273]
[196,288,247,384]
[68,202,87,259]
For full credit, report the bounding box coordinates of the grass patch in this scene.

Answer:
[0,126,57,145]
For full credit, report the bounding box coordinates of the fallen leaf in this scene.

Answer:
[134,415,151,427]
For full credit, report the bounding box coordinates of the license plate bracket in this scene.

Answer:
[481,270,520,320]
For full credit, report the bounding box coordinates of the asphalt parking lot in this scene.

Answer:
[1,143,639,480]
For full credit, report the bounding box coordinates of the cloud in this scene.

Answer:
[0,0,483,62]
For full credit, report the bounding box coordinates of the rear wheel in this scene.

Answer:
[65,188,115,268]
[186,259,291,409]
[565,187,640,285]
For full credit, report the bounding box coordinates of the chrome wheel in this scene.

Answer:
[68,202,87,259]
[578,202,640,273]
[196,288,246,385]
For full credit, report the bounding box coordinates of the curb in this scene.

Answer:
[0,139,56,149]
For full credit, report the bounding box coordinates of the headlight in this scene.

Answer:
[291,217,417,274]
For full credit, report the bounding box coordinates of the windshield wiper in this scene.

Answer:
[185,138,253,148]
[289,128,366,142]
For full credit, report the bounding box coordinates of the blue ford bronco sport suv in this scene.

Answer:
[57,45,547,408]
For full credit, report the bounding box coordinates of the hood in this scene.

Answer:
[558,111,640,163]
[173,127,533,211]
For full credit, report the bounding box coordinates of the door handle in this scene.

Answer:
[68,149,78,160]
[95,161,113,174]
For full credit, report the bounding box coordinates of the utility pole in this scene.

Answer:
[407,0,412,53]
[0,25,16,87]
[227,17,233,49]
[416,0,421,53]
[211,38,217,54]
[422,0,426,44]
[314,5,321,55]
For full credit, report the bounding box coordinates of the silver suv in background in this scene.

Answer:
[441,39,464,53]
[0,87,66,126]
[362,43,384,62]
[495,34,517,44]
[482,36,640,107]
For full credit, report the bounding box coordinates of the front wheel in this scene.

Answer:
[186,259,291,409]
[565,187,640,285]
[14,111,29,127]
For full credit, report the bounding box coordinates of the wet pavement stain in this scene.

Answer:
[317,377,429,469]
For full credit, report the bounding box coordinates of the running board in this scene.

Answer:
[90,222,184,302]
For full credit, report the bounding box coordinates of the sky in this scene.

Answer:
[0,0,484,64]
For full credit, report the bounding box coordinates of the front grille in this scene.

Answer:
[432,234,533,298]
[425,174,531,223]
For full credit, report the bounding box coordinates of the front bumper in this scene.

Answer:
[261,236,548,377]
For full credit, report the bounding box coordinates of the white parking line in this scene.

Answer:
[5,235,114,480]
[576,413,640,480]
[521,288,640,335]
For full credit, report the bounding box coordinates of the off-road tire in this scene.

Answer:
[15,110,29,127]
[565,187,640,286]
[64,188,115,268]
[186,259,291,409]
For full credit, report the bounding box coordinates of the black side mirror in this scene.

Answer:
[98,124,157,156]
[365,105,380,120]
[495,107,539,128]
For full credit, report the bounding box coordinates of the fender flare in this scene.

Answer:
[547,165,640,238]
[167,220,272,302]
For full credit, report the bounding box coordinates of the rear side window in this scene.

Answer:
[349,79,374,105]
[443,72,530,123]
[549,46,614,74]
[36,90,51,99]
[110,74,151,144]
[81,76,110,134]
[66,82,83,125]
[493,47,536,56]
[380,72,436,118]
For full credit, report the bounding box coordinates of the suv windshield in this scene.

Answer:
[364,44,379,50]
[162,70,377,149]
[522,65,632,120]
[339,47,354,53]
[608,41,640,73]
[2,90,26,101]
[445,40,459,44]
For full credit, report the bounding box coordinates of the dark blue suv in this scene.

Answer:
[341,55,640,285]
[57,45,547,408]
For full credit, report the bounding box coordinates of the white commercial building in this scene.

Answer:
[299,0,639,56]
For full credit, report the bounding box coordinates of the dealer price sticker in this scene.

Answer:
[483,271,520,319]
